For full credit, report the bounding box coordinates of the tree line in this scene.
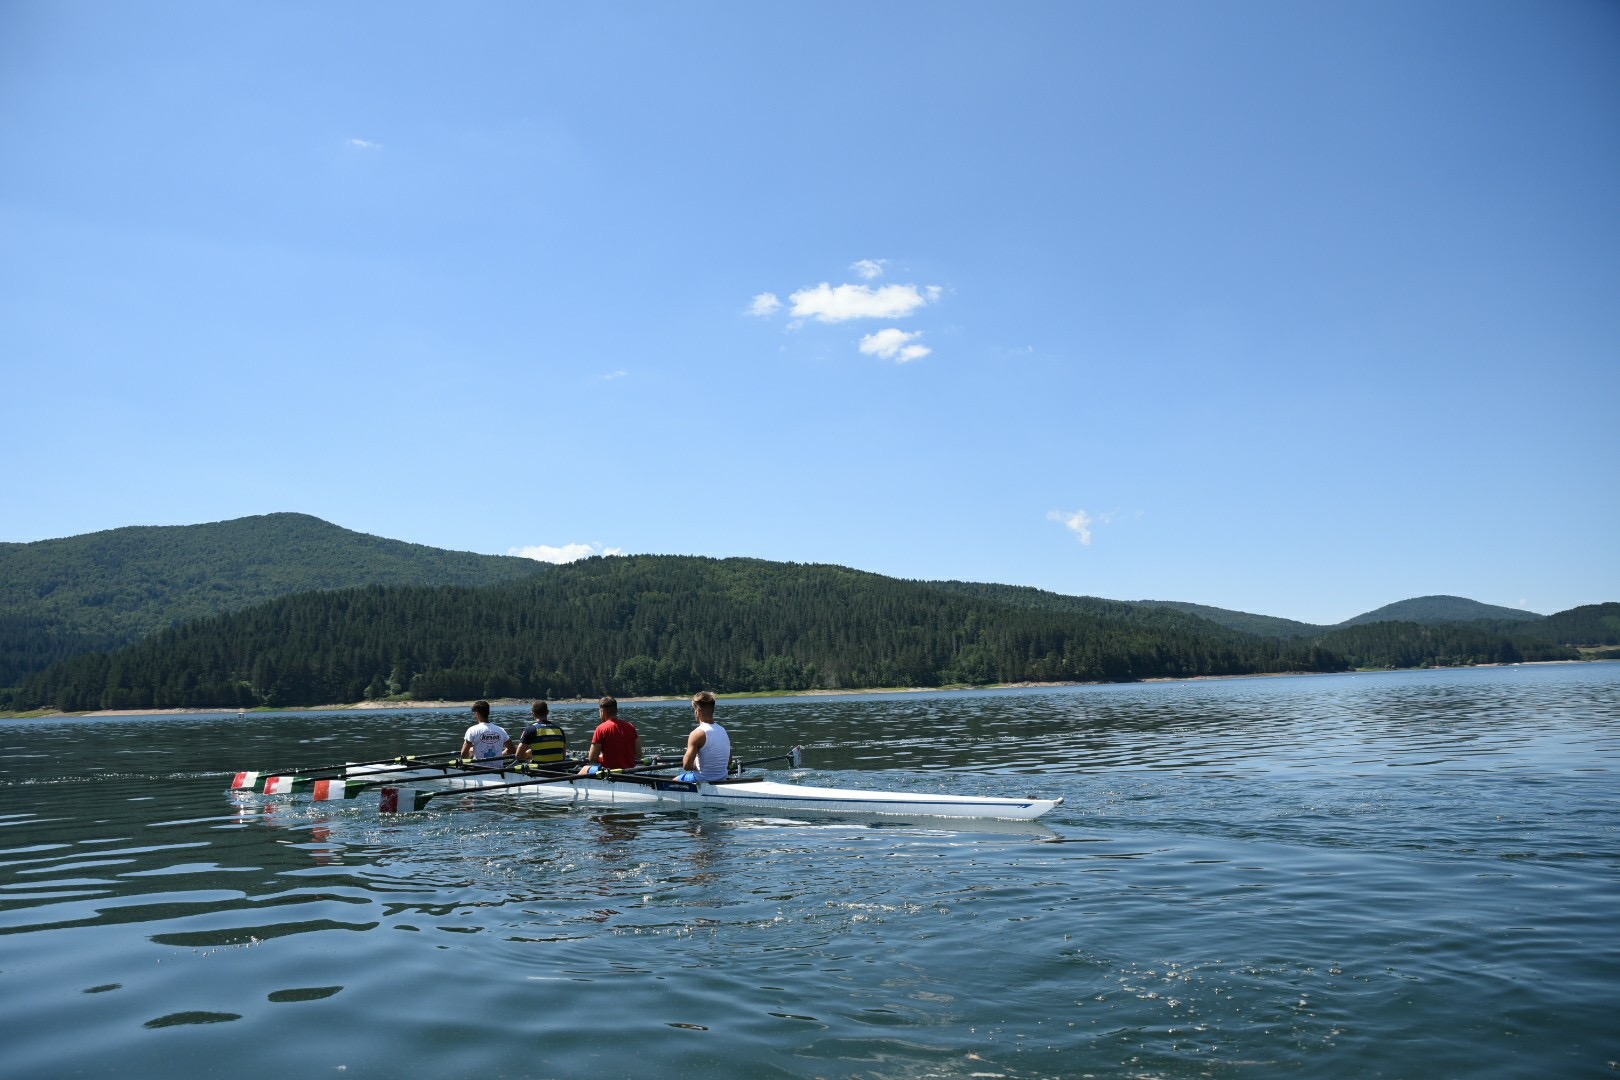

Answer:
[7,556,1604,714]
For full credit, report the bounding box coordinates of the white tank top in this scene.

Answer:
[693,721,731,781]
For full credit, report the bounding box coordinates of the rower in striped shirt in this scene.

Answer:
[515,700,568,766]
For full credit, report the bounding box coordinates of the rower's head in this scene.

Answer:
[471,700,490,721]
[598,695,618,718]
[531,700,549,719]
[692,691,715,720]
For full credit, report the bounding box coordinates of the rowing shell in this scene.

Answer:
[237,763,1064,821]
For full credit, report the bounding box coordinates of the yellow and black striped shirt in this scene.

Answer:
[519,722,567,763]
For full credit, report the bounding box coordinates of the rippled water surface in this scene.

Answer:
[2,664,1617,1078]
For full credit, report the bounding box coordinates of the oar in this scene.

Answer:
[298,757,557,799]
[375,761,681,813]
[231,749,468,792]
[306,757,585,801]
[735,746,804,771]
[374,747,807,813]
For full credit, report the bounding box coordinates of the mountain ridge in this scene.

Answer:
[0,513,544,685]
[1,515,1610,700]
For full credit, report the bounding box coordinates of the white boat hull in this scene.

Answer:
[311,764,1063,820]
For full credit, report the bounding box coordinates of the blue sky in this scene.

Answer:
[3,1,1616,625]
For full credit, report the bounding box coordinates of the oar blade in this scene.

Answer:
[312,778,371,801]
[377,787,431,814]
[261,775,315,795]
[230,771,260,791]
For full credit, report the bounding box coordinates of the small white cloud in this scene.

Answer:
[789,282,935,323]
[1048,509,1095,545]
[748,292,781,317]
[859,328,931,363]
[347,137,382,150]
[851,258,886,280]
[602,370,627,380]
[509,542,622,564]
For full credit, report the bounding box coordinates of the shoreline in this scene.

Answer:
[3,662,1591,720]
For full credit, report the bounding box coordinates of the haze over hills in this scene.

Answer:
[0,513,543,685]
[1,515,1614,711]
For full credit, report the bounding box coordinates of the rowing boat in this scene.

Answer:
[229,759,1064,821]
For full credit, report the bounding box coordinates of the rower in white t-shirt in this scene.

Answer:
[459,699,514,766]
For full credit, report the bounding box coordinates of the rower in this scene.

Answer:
[674,690,731,782]
[459,700,515,767]
[579,696,639,775]
[514,700,567,767]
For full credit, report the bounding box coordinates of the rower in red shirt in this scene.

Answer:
[579,695,640,774]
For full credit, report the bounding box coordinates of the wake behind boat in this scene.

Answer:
[228,751,1064,821]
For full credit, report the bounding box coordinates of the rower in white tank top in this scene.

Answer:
[678,692,731,782]
[691,720,731,780]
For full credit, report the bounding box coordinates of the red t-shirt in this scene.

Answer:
[590,717,639,769]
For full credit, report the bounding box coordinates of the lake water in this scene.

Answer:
[2,664,1617,1078]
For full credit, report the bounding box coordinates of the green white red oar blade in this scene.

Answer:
[260,775,317,795]
[311,778,372,801]
[377,787,432,813]
[231,767,268,793]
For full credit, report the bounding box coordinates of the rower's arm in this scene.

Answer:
[459,739,475,758]
[681,727,706,771]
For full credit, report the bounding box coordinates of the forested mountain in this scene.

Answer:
[1129,600,1323,638]
[1518,603,1620,646]
[1338,595,1543,627]
[9,556,1596,714]
[13,555,1351,712]
[0,513,542,686]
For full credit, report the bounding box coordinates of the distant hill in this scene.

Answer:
[1130,600,1323,638]
[1519,603,1620,647]
[1337,595,1543,628]
[0,513,543,686]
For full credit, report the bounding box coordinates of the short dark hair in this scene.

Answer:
[692,691,715,712]
[531,701,549,717]
[598,695,618,715]
[472,700,490,720]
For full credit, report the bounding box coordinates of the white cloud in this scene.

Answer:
[788,282,934,323]
[1048,509,1095,545]
[509,542,623,563]
[602,370,627,380]
[851,258,886,280]
[749,292,781,316]
[859,328,931,363]
[347,137,382,150]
